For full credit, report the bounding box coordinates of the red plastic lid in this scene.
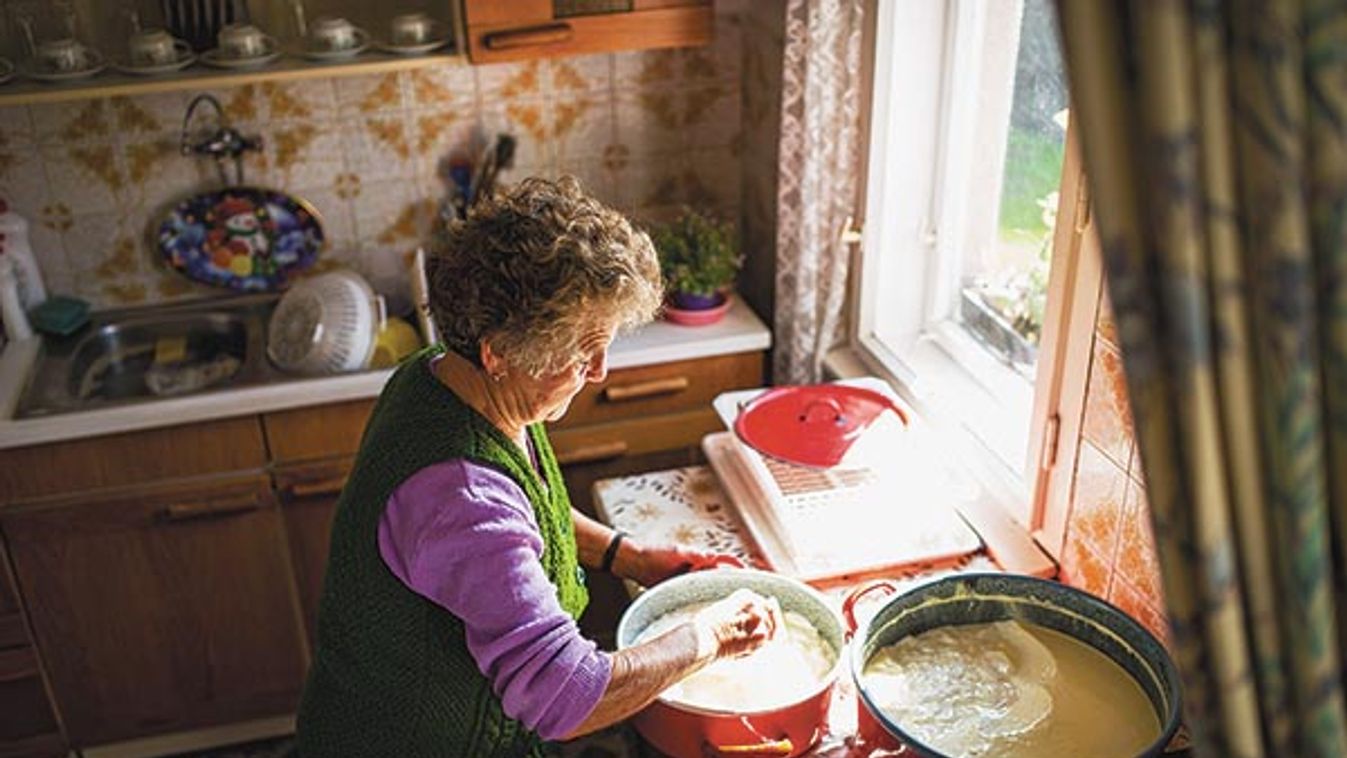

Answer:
[733,384,908,469]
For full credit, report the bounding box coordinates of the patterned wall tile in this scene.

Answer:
[682,83,740,151]
[352,178,436,296]
[405,63,478,110]
[1097,281,1119,349]
[1081,332,1135,468]
[408,108,477,180]
[267,122,344,189]
[1060,535,1111,599]
[334,73,408,118]
[552,93,612,164]
[40,141,124,215]
[1117,475,1164,607]
[294,184,358,261]
[260,80,338,124]
[479,99,552,172]
[1108,573,1170,646]
[338,116,417,183]
[30,99,112,145]
[1067,440,1128,563]
[0,130,49,215]
[475,59,545,102]
[613,91,685,156]
[11,42,745,311]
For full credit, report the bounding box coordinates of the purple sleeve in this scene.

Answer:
[377,460,612,740]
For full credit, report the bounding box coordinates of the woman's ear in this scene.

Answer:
[479,339,507,382]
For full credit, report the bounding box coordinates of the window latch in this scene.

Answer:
[840,216,864,246]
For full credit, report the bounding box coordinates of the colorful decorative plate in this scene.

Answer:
[158,187,324,291]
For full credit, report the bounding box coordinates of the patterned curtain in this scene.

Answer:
[1055,2,1347,755]
[772,0,864,384]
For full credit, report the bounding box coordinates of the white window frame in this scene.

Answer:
[845,0,1099,556]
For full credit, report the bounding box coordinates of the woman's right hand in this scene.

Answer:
[691,588,781,661]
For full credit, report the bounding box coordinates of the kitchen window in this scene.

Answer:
[845,0,1099,555]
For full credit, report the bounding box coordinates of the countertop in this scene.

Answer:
[0,296,770,450]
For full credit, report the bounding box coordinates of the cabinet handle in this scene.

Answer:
[555,440,629,465]
[603,376,690,402]
[283,476,347,500]
[158,495,263,523]
[484,23,573,50]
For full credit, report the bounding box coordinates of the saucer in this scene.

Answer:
[301,28,370,61]
[21,50,106,82]
[0,58,13,85]
[114,48,196,76]
[375,38,449,56]
[201,41,281,69]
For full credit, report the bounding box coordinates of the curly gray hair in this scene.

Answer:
[425,175,664,377]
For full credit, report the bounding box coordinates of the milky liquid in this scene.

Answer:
[862,620,1160,757]
[636,600,835,712]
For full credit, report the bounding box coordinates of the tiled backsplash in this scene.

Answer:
[1058,279,1170,645]
[0,7,746,312]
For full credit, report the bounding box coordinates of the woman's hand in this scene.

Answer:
[616,542,744,587]
[692,588,781,661]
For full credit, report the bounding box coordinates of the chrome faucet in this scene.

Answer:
[180,93,264,186]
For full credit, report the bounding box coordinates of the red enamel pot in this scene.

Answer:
[615,567,846,757]
[842,573,1183,757]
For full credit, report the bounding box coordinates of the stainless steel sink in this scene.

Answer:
[14,294,291,419]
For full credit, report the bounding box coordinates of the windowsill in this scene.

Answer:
[824,345,1057,578]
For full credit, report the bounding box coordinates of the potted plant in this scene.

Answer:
[651,207,743,324]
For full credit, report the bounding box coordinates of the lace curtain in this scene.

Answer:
[772,0,865,384]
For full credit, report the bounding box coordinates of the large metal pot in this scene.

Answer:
[844,573,1182,757]
[616,568,846,757]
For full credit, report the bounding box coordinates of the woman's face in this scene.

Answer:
[516,321,617,424]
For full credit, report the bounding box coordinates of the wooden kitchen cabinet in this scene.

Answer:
[0,475,308,748]
[0,539,65,758]
[463,0,713,64]
[274,458,353,645]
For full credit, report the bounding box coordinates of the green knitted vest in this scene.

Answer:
[296,348,588,758]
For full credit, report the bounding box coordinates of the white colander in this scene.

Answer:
[267,269,379,375]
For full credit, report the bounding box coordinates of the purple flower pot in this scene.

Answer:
[670,290,725,311]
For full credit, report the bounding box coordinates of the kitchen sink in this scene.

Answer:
[13,294,291,419]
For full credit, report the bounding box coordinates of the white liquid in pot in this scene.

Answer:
[636,600,835,712]
[862,620,1160,758]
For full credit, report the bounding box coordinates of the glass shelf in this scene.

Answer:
[0,49,463,107]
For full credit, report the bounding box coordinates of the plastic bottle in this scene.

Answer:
[0,255,33,341]
[0,199,47,309]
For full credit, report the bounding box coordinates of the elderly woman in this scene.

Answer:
[296,177,779,757]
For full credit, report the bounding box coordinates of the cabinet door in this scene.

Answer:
[464,0,713,63]
[275,459,352,645]
[1,475,308,748]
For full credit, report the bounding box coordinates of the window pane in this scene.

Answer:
[960,0,1068,379]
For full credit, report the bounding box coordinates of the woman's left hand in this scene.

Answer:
[618,542,744,587]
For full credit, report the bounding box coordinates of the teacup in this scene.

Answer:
[217,23,270,59]
[309,16,359,51]
[128,28,180,66]
[37,38,90,73]
[390,13,436,46]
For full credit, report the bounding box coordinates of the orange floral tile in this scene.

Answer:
[1067,440,1128,560]
[1109,573,1172,647]
[1060,536,1111,599]
[1082,334,1135,468]
[1097,280,1119,349]
[110,98,161,134]
[1117,478,1165,607]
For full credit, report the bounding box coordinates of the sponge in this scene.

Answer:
[29,295,89,337]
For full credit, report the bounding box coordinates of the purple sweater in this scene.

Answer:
[377,460,613,740]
